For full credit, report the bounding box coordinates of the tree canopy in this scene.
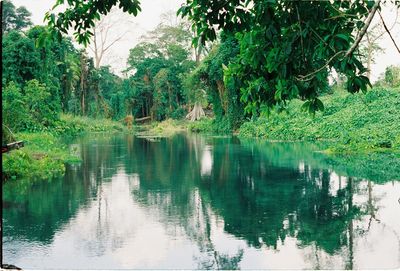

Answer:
[2,1,198,134]
[4,0,399,135]
[178,1,386,115]
[1,0,32,33]
[47,0,400,115]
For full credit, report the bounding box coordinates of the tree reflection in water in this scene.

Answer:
[3,133,400,269]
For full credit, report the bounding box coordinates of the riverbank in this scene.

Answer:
[135,119,187,137]
[2,114,127,180]
[4,87,399,180]
[188,87,400,154]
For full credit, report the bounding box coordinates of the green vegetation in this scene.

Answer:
[184,34,244,131]
[124,23,195,121]
[50,1,391,114]
[238,87,400,153]
[3,132,74,180]
[2,0,400,182]
[188,86,400,153]
[375,65,400,88]
[3,114,126,180]
[2,2,197,128]
[239,139,400,183]
[53,114,125,136]
[179,1,380,114]
[136,119,187,138]
[2,1,193,180]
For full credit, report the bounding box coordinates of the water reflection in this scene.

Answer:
[3,133,400,269]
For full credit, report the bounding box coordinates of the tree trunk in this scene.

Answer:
[186,102,205,121]
[81,90,85,116]
[367,45,373,80]
[216,80,227,113]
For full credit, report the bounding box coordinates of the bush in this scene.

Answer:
[53,114,125,136]
[187,117,232,134]
[2,82,29,132]
[374,65,400,88]
[23,79,59,131]
[170,107,187,120]
[2,80,60,133]
[2,114,126,181]
[2,132,75,180]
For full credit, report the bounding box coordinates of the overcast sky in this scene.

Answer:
[11,0,400,81]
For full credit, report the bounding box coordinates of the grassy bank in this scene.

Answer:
[190,87,400,153]
[135,119,188,137]
[2,114,127,180]
[5,87,399,180]
[53,114,126,136]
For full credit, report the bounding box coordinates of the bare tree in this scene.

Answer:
[160,10,180,27]
[88,8,135,69]
[362,6,399,79]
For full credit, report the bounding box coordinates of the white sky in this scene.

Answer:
[11,0,400,81]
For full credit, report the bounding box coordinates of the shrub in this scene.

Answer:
[23,79,58,131]
[2,82,29,132]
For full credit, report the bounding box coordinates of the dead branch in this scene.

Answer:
[378,10,400,55]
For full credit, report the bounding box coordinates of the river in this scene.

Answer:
[2,133,400,269]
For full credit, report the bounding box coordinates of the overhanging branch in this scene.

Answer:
[296,1,382,82]
[296,50,346,81]
[345,0,381,58]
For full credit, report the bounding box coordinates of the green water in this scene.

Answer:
[2,133,400,269]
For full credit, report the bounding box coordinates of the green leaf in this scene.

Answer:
[336,33,349,42]
[315,98,324,111]
[301,101,311,112]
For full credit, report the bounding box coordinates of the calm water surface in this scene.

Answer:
[3,133,400,269]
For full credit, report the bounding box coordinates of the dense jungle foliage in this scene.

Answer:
[3,0,400,135]
[2,11,197,131]
[49,0,400,113]
[2,0,400,179]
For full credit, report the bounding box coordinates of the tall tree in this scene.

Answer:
[1,0,32,33]
[47,0,400,115]
[88,8,133,68]
[124,22,195,120]
[361,6,399,79]
[178,1,389,115]
[2,30,40,85]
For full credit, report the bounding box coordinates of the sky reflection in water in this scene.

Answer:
[3,133,400,269]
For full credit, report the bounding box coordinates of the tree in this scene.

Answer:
[45,0,141,45]
[1,0,32,33]
[179,1,394,116]
[47,0,400,116]
[2,82,28,132]
[88,8,133,68]
[361,6,399,79]
[124,23,195,120]
[183,34,242,128]
[78,50,90,116]
[23,80,58,130]
[14,6,32,30]
[2,30,40,86]
[383,65,400,87]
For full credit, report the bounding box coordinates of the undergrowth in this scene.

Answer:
[238,87,400,153]
[3,114,127,181]
[136,119,187,137]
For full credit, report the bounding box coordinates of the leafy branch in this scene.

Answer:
[345,0,381,58]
